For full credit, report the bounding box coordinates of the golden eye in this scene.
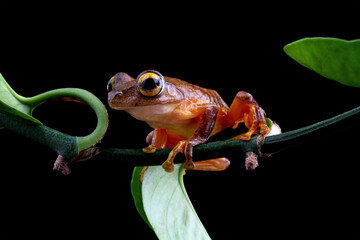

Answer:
[107,76,115,92]
[136,70,165,97]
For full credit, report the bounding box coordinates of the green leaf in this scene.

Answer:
[0,73,42,127]
[139,164,211,240]
[130,120,281,239]
[131,166,153,230]
[0,73,109,159]
[284,37,360,88]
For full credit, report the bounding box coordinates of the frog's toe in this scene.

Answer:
[260,124,270,135]
[142,145,156,153]
[183,160,195,170]
[162,160,175,173]
[140,166,149,183]
[232,133,252,141]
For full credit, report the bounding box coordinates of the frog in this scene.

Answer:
[107,70,270,173]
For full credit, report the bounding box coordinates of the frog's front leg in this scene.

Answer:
[162,105,219,173]
[228,91,269,141]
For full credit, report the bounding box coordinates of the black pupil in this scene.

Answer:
[141,77,160,90]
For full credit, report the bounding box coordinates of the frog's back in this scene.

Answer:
[164,76,229,109]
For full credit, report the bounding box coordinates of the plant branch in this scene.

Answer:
[17,88,109,153]
[88,106,360,167]
[2,87,360,169]
[262,105,360,154]
[0,87,108,159]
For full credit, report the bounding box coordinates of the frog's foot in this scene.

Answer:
[162,141,186,172]
[229,91,270,141]
[191,158,230,171]
[183,159,196,171]
[233,120,269,141]
[142,145,156,153]
[259,120,270,135]
[162,140,197,172]
[232,120,243,130]
[232,132,254,141]
[140,166,149,183]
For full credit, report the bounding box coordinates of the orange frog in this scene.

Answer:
[107,70,270,172]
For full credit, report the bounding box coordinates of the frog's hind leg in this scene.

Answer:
[141,127,230,173]
[191,158,230,171]
[162,132,230,172]
[162,105,219,172]
[228,91,269,141]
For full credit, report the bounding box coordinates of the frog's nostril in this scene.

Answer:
[108,90,123,103]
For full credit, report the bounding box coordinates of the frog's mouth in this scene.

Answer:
[107,89,139,110]
[108,90,122,109]
[108,92,123,110]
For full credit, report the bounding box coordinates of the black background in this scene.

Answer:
[1,2,360,239]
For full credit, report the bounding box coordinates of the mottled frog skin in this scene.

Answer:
[107,70,269,172]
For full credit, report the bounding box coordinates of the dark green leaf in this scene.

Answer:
[0,110,79,159]
[284,37,360,88]
[0,73,109,158]
[131,166,153,230]
[0,73,42,127]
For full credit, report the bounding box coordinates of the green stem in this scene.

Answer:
[93,137,258,166]
[91,106,360,166]
[262,105,360,154]
[2,74,359,166]
[0,110,78,159]
[16,88,108,152]
[0,79,109,159]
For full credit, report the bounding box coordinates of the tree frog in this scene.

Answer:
[107,70,270,172]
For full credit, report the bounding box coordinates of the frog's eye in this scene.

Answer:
[107,76,115,92]
[136,70,165,97]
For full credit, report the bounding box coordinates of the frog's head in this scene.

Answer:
[107,70,183,110]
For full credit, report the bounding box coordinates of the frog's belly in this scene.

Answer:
[125,104,198,138]
[148,118,198,139]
